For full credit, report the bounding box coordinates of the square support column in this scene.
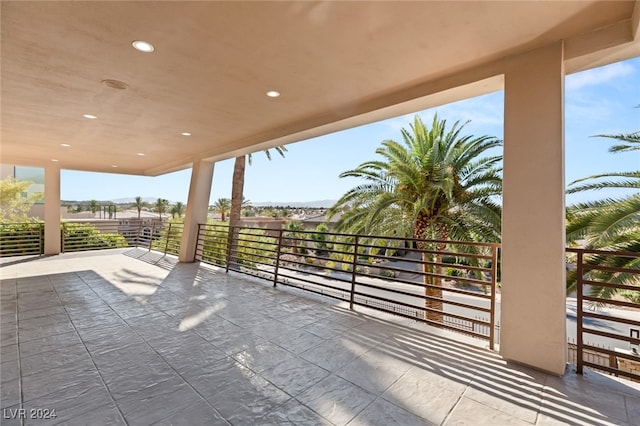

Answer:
[501,43,567,375]
[44,165,61,255]
[179,159,215,263]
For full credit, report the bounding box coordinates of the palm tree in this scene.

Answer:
[89,199,99,215]
[229,147,287,229]
[284,220,305,254]
[212,198,231,222]
[155,198,169,220]
[229,148,286,262]
[566,131,639,301]
[134,196,145,219]
[171,201,185,219]
[329,115,502,322]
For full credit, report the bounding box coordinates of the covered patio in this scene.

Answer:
[1,249,638,425]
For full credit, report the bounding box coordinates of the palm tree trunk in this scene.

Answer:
[416,214,444,324]
[229,156,246,266]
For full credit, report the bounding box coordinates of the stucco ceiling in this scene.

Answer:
[2,1,639,176]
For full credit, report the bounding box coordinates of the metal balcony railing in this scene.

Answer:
[568,248,640,382]
[0,222,44,257]
[196,224,500,349]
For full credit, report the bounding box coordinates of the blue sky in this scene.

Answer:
[61,57,640,206]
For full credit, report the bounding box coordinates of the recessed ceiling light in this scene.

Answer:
[132,40,154,53]
[111,165,118,168]
[266,90,280,98]
[83,114,97,119]
[61,144,71,147]
[51,159,59,162]
[137,153,145,156]
[181,132,191,136]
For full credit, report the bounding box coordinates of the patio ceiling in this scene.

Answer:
[1,1,639,176]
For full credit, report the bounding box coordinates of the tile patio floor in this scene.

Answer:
[1,248,638,426]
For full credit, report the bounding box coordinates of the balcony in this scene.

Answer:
[1,223,639,425]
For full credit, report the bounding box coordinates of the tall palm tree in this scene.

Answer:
[212,198,231,222]
[155,198,169,220]
[329,115,502,322]
[229,148,286,261]
[229,147,287,229]
[134,196,144,219]
[89,199,99,215]
[284,220,305,254]
[566,131,639,301]
[171,201,185,219]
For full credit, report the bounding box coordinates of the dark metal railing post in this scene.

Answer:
[39,223,44,255]
[60,224,65,253]
[349,235,359,310]
[489,245,499,350]
[225,226,233,273]
[163,222,172,255]
[576,249,584,375]
[194,223,202,261]
[148,224,154,252]
[136,221,142,248]
[273,229,284,287]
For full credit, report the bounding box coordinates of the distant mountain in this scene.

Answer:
[251,200,337,208]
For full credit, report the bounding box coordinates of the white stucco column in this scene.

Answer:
[500,43,567,375]
[44,164,61,255]
[179,159,215,262]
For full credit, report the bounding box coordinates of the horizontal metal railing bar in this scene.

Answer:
[582,296,640,310]
[231,241,278,255]
[352,281,491,313]
[582,361,640,381]
[352,299,491,339]
[356,262,492,287]
[277,279,351,302]
[352,252,493,274]
[582,264,640,274]
[582,311,640,327]
[228,248,276,263]
[276,271,354,294]
[351,289,490,326]
[274,258,492,299]
[583,344,640,363]
[582,327,640,345]
[567,247,640,258]
[278,265,354,285]
[582,280,640,293]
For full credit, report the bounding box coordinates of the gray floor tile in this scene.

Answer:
[256,398,333,425]
[232,341,297,373]
[21,363,104,403]
[118,378,206,426]
[19,330,83,358]
[259,355,331,397]
[295,374,377,426]
[336,348,412,395]
[205,371,290,426]
[153,399,230,426]
[1,378,20,408]
[1,359,19,383]
[446,396,533,425]
[20,343,90,375]
[381,365,469,425]
[347,397,434,426]
[299,335,373,372]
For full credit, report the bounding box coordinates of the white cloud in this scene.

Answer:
[566,62,635,91]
